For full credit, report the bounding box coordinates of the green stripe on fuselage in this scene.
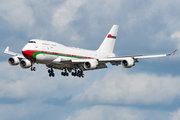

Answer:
[32,52,87,61]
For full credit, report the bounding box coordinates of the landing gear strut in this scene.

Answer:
[30,61,36,71]
[48,67,55,77]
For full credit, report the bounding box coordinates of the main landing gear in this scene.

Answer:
[47,67,84,78]
[71,69,84,78]
[61,68,84,78]
[48,67,55,77]
[61,68,69,76]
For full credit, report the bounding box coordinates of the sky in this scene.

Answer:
[0,0,180,120]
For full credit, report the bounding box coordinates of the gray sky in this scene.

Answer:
[1,0,180,120]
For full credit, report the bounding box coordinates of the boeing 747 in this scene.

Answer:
[4,25,177,78]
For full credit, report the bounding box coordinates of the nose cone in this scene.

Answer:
[22,45,35,61]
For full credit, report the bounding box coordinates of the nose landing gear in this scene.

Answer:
[31,67,36,71]
[30,61,36,71]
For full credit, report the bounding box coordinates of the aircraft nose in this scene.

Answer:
[22,45,28,56]
[22,50,27,56]
[22,46,34,60]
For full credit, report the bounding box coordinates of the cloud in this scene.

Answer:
[70,68,180,105]
[52,0,84,41]
[65,105,170,120]
[52,0,84,28]
[65,106,141,120]
[171,31,180,58]
[171,32,180,39]
[0,99,70,120]
[171,109,180,120]
[0,0,35,29]
[0,61,89,99]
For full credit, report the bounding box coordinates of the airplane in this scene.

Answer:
[4,25,177,78]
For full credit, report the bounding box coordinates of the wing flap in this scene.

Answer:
[98,55,142,62]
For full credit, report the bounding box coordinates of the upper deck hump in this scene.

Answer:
[29,39,66,48]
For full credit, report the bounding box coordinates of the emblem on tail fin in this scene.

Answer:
[107,34,116,39]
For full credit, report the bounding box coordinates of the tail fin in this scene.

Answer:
[97,25,119,53]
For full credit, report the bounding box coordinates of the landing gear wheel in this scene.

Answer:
[31,67,36,71]
[66,73,69,76]
[52,73,55,77]
[33,67,36,71]
[49,73,52,77]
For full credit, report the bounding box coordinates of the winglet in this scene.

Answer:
[167,49,177,56]
[4,46,9,53]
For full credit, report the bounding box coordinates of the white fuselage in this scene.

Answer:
[22,39,115,65]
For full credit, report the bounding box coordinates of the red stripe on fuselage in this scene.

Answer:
[22,50,93,60]
[22,50,36,61]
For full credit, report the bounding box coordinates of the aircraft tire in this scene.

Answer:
[52,73,55,77]
[49,73,52,77]
[66,73,69,76]
[33,67,36,71]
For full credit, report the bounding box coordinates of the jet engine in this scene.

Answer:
[8,56,20,66]
[84,59,98,69]
[20,59,32,69]
[121,58,135,68]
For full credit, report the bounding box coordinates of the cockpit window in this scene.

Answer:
[28,41,36,43]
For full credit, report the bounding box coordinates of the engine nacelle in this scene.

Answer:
[20,59,32,69]
[121,58,135,68]
[8,57,20,66]
[84,59,98,69]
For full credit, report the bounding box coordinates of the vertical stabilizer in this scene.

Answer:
[97,25,119,53]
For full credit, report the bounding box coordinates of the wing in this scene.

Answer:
[70,49,177,63]
[4,46,25,59]
[51,50,177,69]
[98,50,177,65]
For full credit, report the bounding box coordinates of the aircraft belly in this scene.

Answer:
[36,54,57,64]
